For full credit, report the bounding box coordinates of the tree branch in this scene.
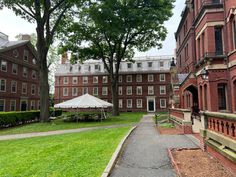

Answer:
[16,3,36,20]
[49,0,66,14]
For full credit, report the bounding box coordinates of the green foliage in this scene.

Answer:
[0,109,62,128]
[0,126,131,177]
[159,122,175,128]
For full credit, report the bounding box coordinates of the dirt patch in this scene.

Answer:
[157,126,183,135]
[171,149,235,177]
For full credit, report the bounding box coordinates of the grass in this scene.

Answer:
[0,126,131,177]
[159,122,175,128]
[0,112,144,135]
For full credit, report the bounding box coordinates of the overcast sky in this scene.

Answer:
[0,1,185,57]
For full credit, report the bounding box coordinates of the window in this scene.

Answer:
[83,76,88,84]
[1,60,7,71]
[148,86,154,95]
[31,85,36,95]
[72,87,78,96]
[119,99,123,108]
[159,61,164,67]
[102,76,108,83]
[148,74,154,82]
[72,77,78,84]
[160,99,166,108]
[23,49,29,61]
[32,70,36,79]
[160,74,165,81]
[93,76,98,83]
[232,20,236,50]
[126,86,132,95]
[127,99,132,108]
[11,81,17,93]
[215,26,223,55]
[136,99,142,108]
[148,62,153,68]
[63,88,68,96]
[118,75,122,83]
[127,63,132,69]
[64,77,68,84]
[137,62,142,68]
[31,100,35,110]
[12,63,18,74]
[93,87,98,95]
[94,64,100,71]
[0,99,5,112]
[218,84,227,110]
[82,87,88,94]
[118,86,122,95]
[23,67,28,78]
[160,86,166,94]
[136,86,142,95]
[0,79,6,92]
[102,87,108,95]
[22,83,27,94]
[126,75,132,82]
[136,74,142,82]
[10,100,16,111]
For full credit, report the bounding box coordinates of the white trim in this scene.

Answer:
[72,87,78,96]
[102,87,108,95]
[63,87,68,96]
[10,100,16,111]
[93,87,98,96]
[126,86,132,95]
[127,99,132,108]
[146,97,156,112]
[136,99,143,108]
[160,99,167,109]
[0,79,6,92]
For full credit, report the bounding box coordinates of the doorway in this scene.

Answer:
[147,97,156,112]
[21,100,27,111]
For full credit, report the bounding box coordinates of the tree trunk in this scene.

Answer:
[111,80,119,116]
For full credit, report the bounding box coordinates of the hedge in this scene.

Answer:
[0,109,62,128]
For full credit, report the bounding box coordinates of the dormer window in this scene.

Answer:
[78,65,81,71]
[148,62,153,68]
[160,61,164,67]
[137,63,142,68]
[95,64,101,71]
[23,49,29,62]
[127,63,132,69]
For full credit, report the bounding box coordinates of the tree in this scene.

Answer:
[60,0,175,116]
[0,1,74,121]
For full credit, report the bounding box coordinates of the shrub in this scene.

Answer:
[63,112,102,122]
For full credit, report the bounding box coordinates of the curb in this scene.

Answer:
[101,126,137,177]
[168,148,201,177]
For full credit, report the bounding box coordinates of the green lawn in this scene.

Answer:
[0,112,144,135]
[0,126,131,177]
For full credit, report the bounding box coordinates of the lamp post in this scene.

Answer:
[200,68,209,80]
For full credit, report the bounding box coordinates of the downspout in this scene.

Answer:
[223,0,232,112]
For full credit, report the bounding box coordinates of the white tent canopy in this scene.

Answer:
[54,93,113,109]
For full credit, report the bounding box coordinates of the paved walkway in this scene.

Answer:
[0,124,134,141]
[110,115,198,177]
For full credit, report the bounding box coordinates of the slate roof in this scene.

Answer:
[177,73,189,84]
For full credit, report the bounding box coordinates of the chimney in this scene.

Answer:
[61,52,68,64]
[21,34,31,41]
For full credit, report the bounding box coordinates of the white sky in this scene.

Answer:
[0,1,185,57]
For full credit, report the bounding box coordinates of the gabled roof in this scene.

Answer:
[177,73,189,84]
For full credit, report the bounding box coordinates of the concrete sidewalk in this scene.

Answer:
[110,115,198,177]
[0,124,134,141]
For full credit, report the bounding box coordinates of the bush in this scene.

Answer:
[63,112,102,122]
[0,109,62,128]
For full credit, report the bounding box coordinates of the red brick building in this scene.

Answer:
[0,32,39,112]
[54,56,172,112]
[170,0,236,172]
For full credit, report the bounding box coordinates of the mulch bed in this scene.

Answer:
[170,149,235,177]
[157,126,183,135]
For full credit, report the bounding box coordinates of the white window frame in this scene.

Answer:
[0,99,5,112]
[160,85,166,95]
[102,87,108,95]
[136,86,142,95]
[11,81,17,93]
[127,63,132,69]
[72,77,78,84]
[126,75,132,82]
[63,77,69,84]
[160,61,164,67]
[127,99,132,108]
[118,86,122,95]
[118,75,122,83]
[94,64,101,71]
[83,76,88,84]
[119,99,123,108]
[1,60,7,72]
[72,87,78,96]
[126,86,132,95]
[148,86,154,95]
[22,83,27,94]
[160,99,167,108]
[23,67,28,78]
[148,62,153,68]
[93,87,98,95]
[160,74,166,82]
[102,76,108,83]
[93,76,98,83]
[136,74,142,82]
[148,74,154,82]
[10,100,16,111]
[31,84,36,95]
[137,62,142,68]
[82,87,88,94]
[0,79,6,92]
[23,49,29,62]
[63,87,68,96]
[12,63,18,74]
[136,99,143,108]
